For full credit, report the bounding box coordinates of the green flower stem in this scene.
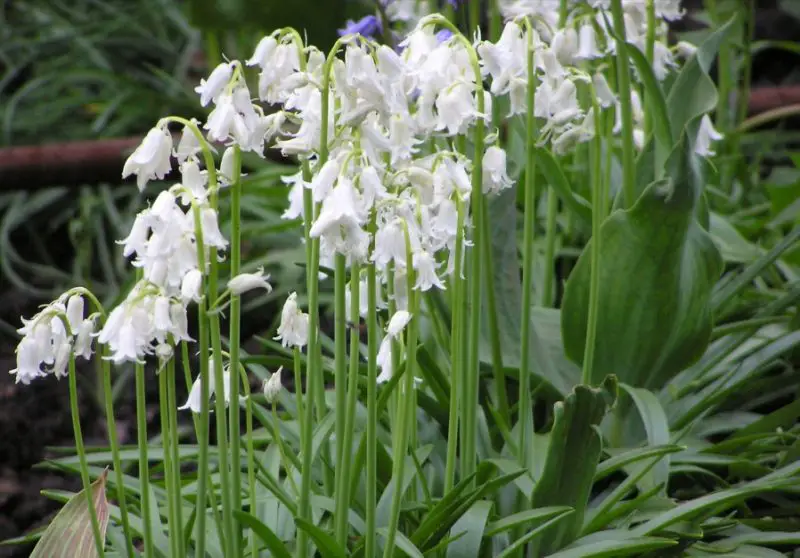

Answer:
[244,379,258,558]
[643,0,656,139]
[708,0,732,136]
[382,229,420,558]
[99,350,134,558]
[207,310,235,557]
[207,135,236,558]
[134,361,153,558]
[417,16,487,487]
[490,0,501,42]
[296,34,347,558]
[542,189,558,307]
[365,258,378,558]
[610,0,637,208]
[582,96,605,387]
[190,193,211,558]
[272,405,301,495]
[480,205,509,427]
[519,21,538,473]
[68,354,105,556]
[158,362,179,558]
[166,357,185,557]
[724,0,755,192]
[298,186,319,558]
[333,252,349,545]
[444,198,465,493]
[336,261,361,543]
[293,347,304,440]
[181,343,224,553]
[228,144,243,526]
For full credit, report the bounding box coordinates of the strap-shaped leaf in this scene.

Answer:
[31,469,109,558]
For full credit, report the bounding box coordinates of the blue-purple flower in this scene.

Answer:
[338,14,382,38]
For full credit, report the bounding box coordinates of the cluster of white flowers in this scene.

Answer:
[11,294,95,384]
[490,0,719,153]
[13,0,723,390]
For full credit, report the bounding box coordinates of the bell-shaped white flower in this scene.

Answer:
[694,114,723,157]
[482,146,512,194]
[309,178,363,238]
[122,127,173,191]
[228,268,272,295]
[10,337,45,385]
[181,269,203,304]
[179,356,231,413]
[262,366,283,404]
[65,295,84,332]
[195,62,234,107]
[413,250,445,291]
[274,292,309,348]
[174,121,202,163]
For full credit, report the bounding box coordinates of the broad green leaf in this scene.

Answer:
[31,470,109,558]
[529,377,617,554]
[446,501,493,558]
[546,536,677,557]
[483,506,572,538]
[481,186,579,396]
[295,518,347,558]
[233,510,291,558]
[562,130,723,389]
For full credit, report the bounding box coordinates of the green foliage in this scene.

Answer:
[562,131,724,389]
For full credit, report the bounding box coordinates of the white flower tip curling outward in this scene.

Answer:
[195,61,234,107]
[387,310,412,337]
[228,267,272,295]
[263,366,283,404]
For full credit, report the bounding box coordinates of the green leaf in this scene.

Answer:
[546,536,677,557]
[562,130,723,389]
[593,445,683,482]
[529,377,617,554]
[534,148,593,226]
[631,479,794,537]
[619,384,671,494]
[481,187,579,396]
[31,469,109,558]
[295,518,348,558]
[446,501,493,558]
[233,510,291,558]
[667,15,737,139]
[483,506,573,538]
[376,528,425,558]
[495,510,575,558]
[376,445,433,527]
